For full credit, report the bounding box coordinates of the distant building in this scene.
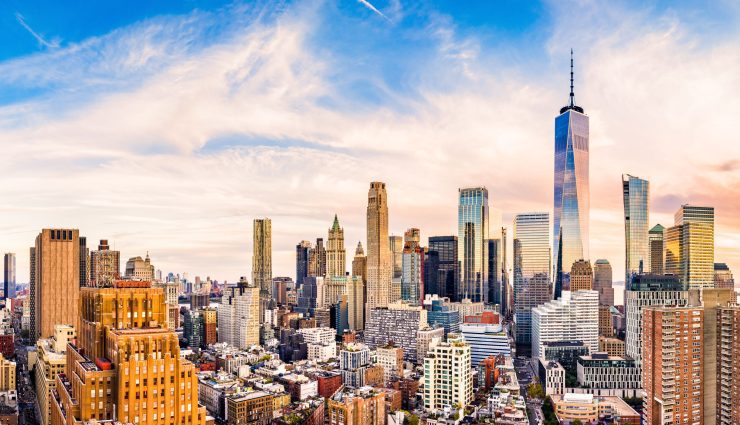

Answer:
[252,218,273,296]
[598,336,625,357]
[622,174,650,282]
[89,239,120,287]
[296,240,312,287]
[648,224,665,274]
[218,279,260,348]
[664,205,715,288]
[416,326,444,362]
[375,345,403,385]
[366,182,391,317]
[714,263,735,289]
[35,324,76,425]
[326,215,346,278]
[339,343,371,388]
[428,236,459,301]
[576,353,640,390]
[541,341,589,379]
[327,386,386,425]
[2,254,15,300]
[593,259,613,306]
[124,253,154,281]
[569,259,593,292]
[425,299,460,337]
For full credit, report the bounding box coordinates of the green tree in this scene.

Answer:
[403,414,419,425]
[572,420,583,425]
[527,382,546,399]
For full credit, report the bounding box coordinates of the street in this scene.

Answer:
[514,356,544,425]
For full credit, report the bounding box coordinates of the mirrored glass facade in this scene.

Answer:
[513,212,551,346]
[622,174,650,282]
[553,107,589,300]
[458,188,489,302]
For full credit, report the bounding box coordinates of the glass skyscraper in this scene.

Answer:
[665,205,715,288]
[513,213,551,347]
[553,52,589,300]
[429,236,459,301]
[458,187,489,302]
[622,174,650,283]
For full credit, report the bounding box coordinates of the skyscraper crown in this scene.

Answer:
[560,49,584,114]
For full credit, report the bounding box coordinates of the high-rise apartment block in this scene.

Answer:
[458,187,489,302]
[389,235,403,304]
[665,205,715,288]
[366,182,391,317]
[2,253,15,300]
[51,281,207,425]
[89,239,120,287]
[252,218,273,296]
[326,215,346,278]
[553,55,589,300]
[423,334,473,411]
[531,290,599,359]
[717,305,740,425]
[622,174,650,282]
[513,213,551,346]
[32,228,81,341]
[218,279,260,349]
[642,307,704,425]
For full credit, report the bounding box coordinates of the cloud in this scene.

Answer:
[0,0,739,284]
[356,0,390,21]
[14,13,61,49]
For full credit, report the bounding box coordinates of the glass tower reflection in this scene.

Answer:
[553,51,589,300]
[622,174,650,283]
[458,187,489,302]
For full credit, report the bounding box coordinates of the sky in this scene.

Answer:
[1,0,740,285]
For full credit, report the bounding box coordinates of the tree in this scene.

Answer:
[527,382,546,399]
[403,414,419,425]
[572,420,583,425]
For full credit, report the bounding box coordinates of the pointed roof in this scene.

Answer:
[560,49,584,114]
[331,214,341,232]
[649,224,665,234]
[355,242,364,256]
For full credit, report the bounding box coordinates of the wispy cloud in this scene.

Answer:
[14,13,61,49]
[357,0,390,21]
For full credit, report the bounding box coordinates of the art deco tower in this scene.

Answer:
[252,218,272,296]
[326,215,346,277]
[366,182,391,317]
[553,50,589,299]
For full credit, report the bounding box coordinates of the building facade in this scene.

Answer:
[622,174,650,282]
[428,236,459,301]
[665,205,715,288]
[531,290,599,359]
[592,259,613,306]
[649,224,665,274]
[423,334,473,411]
[326,215,346,278]
[569,259,593,292]
[2,254,14,300]
[364,303,427,363]
[366,182,391,317]
[458,187,489,302]
[89,239,120,287]
[253,218,273,296]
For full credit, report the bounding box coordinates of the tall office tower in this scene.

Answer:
[252,218,273,296]
[79,236,89,287]
[643,307,704,425]
[717,305,740,425]
[500,228,510,316]
[2,253,15,300]
[347,275,365,331]
[309,238,327,277]
[487,239,501,306]
[326,215,346,278]
[713,263,734,289]
[428,236,459,301]
[218,279,260,348]
[29,247,36,337]
[401,228,424,306]
[296,240,312,287]
[513,213,551,346]
[423,334,473,411]
[125,254,155,280]
[389,235,403,303]
[32,228,81,341]
[458,187,489,302]
[531,290,599,358]
[366,182,391,317]
[51,281,206,425]
[648,224,665,274]
[622,174,650,283]
[569,259,593,292]
[553,51,589,300]
[89,239,120,287]
[624,274,689,368]
[351,242,367,285]
[423,250,439,297]
[665,205,715,288]
[593,259,614,306]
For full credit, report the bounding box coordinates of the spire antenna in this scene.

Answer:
[570,48,575,107]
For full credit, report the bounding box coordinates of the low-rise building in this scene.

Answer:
[576,353,640,390]
[327,386,386,425]
[550,393,640,424]
[375,345,403,385]
[597,336,625,357]
[225,390,274,425]
[197,371,241,421]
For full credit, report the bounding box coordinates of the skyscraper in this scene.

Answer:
[401,229,424,306]
[32,228,81,341]
[352,242,367,286]
[296,240,311,287]
[487,238,501,305]
[89,239,120,287]
[713,263,735,289]
[326,215,346,278]
[592,259,614,306]
[648,224,664,274]
[309,237,327,277]
[389,235,403,303]
[513,213,551,347]
[458,187,489,302]
[665,205,715,288]
[252,218,272,296]
[428,236,459,301]
[366,182,391,317]
[2,253,15,300]
[553,51,589,300]
[622,174,650,282]
[569,259,593,292]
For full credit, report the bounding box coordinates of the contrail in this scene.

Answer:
[15,12,60,49]
[357,0,390,22]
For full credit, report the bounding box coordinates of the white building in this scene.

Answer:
[218,280,260,349]
[375,345,404,384]
[459,323,511,365]
[539,359,565,396]
[423,334,473,411]
[416,326,444,362]
[531,290,599,359]
[298,327,336,345]
[307,343,336,362]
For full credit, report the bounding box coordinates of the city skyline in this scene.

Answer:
[2,1,740,283]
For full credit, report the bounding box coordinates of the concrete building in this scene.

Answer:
[36,325,77,425]
[569,259,593,292]
[598,336,625,357]
[649,224,665,274]
[423,334,473,411]
[326,215,346,278]
[375,345,403,385]
[218,279,260,348]
[89,239,120,287]
[643,307,704,425]
[665,205,715,288]
[598,305,614,336]
[531,290,599,359]
[416,326,444,363]
[593,259,614,306]
[364,302,427,363]
[538,360,565,396]
[550,394,640,425]
[366,182,391,317]
[351,242,367,287]
[459,323,511,365]
[253,218,273,296]
[339,343,371,388]
[51,281,206,425]
[32,228,81,342]
[124,253,154,280]
[0,355,14,392]
[225,390,274,425]
[576,353,640,390]
[327,386,386,425]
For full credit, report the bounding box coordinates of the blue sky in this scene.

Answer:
[2,0,740,286]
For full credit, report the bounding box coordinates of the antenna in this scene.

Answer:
[570,49,575,107]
